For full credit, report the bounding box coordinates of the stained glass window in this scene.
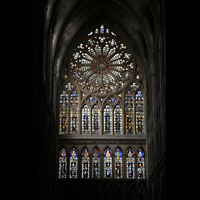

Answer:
[59,148,67,179]
[92,105,100,134]
[125,90,134,134]
[69,148,78,179]
[137,149,145,179]
[100,25,104,34]
[82,105,90,134]
[70,26,133,95]
[126,148,134,179]
[104,148,112,178]
[92,148,100,179]
[115,148,122,179]
[114,105,122,134]
[135,91,144,135]
[70,90,78,134]
[59,91,68,134]
[104,105,112,134]
[82,148,90,179]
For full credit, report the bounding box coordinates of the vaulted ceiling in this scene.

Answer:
[45,0,164,85]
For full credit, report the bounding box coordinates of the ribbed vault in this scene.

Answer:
[45,0,162,89]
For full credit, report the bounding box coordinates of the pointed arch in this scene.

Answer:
[92,105,100,134]
[82,104,90,134]
[135,90,144,135]
[126,147,135,179]
[92,147,100,179]
[137,148,145,179]
[104,147,112,178]
[103,104,112,135]
[59,91,69,134]
[115,147,123,179]
[125,90,134,135]
[81,147,90,178]
[69,148,78,179]
[70,90,79,134]
[114,104,122,135]
[58,148,67,179]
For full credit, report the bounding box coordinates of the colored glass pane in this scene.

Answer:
[114,105,122,134]
[92,148,100,179]
[59,148,67,179]
[82,105,90,134]
[115,148,122,179]
[69,148,78,178]
[104,105,112,134]
[104,148,112,178]
[82,148,90,179]
[125,90,134,134]
[126,148,134,179]
[59,91,68,134]
[70,90,78,134]
[137,149,145,179]
[135,91,144,135]
[71,25,132,95]
[92,105,100,134]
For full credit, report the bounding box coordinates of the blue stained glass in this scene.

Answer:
[137,149,145,179]
[108,97,117,105]
[125,91,134,134]
[59,148,67,179]
[60,91,68,134]
[92,148,100,179]
[70,90,78,134]
[104,105,112,134]
[82,105,90,134]
[100,25,104,34]
[69,148,78,179]
[92,105,100,134]
[104,148,112,178]
[82,148,90,179]
[115,148,122,179]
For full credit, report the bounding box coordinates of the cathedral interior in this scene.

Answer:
[33,0,166,199]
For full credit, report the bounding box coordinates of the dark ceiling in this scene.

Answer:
[45,0,163,82]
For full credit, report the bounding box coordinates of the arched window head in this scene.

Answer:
[125,90,134,134]
[82,105,90,134]
[70,90,79,134]
[126,148,134,179]
[104,148,112,178]
[59,148,67,179]
[69,25,135,96]
[69,148,78,178]
[92,148,100,179]
[82,148,90,179]
[114,105,122,135]
[59,91,68,134]
[92,105,100,134]
[115,148,122,179]
[137,148,145,179]
[104,105,112,134]
[135,91,144,135]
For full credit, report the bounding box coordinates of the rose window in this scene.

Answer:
[69,25,138,95]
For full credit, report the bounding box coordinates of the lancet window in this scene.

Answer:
[82,148,90,179]
[92,148,100,179]
[70,90,79,134]
[92,105,100,134]
[82,105,90,134]
[104,105,112,134]
[59,148,67,179]
[115,148,122,179]
[137,148,145,179]
[126,148,134,179]
[69,148,78,178]
[104,148,112,178]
